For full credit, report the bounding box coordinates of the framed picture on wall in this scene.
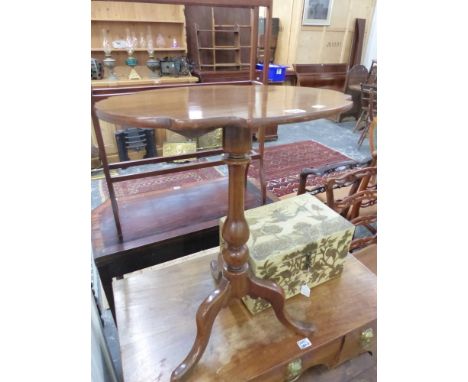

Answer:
[302,0,334,26]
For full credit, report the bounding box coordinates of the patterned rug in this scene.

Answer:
[248,140,352,197]
[96,140,352,200]
[99,165,223,199]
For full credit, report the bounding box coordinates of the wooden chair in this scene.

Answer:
[339,64,369,122]
[355,83,377,146]
[297,156,374,196]
[366,59,377,85]
[297,154,377,251]
[322,166,376,251]
[367,116,377,154]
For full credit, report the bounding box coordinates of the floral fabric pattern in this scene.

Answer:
[220,194,355,314]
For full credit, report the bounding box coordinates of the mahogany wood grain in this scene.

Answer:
[299,352,376,382]
[95,85,353,132]
[92,178,276,314]
[348,19,366,68]
[293,64,349,92]
[350,244,376,276]
[91,79,260,99]
[91,81,266,238]
[187,78,280,141]
[91,98,124,240]
[94,83,353,379]
[339,65,369,122]
[248,275,317,334]
[107,148,226,170]
[338,320,377,366]
[92,179,269,261]
[193,69,251,83]
[91,74,198,88]
[249,7,259,79]
[113,249,377,382]
[368,117,377,154]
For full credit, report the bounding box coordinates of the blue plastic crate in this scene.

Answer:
[256,63,288,82]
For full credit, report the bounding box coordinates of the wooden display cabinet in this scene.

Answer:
[194,8,252,71]
[91,1,188,65]
[91,1,197,164]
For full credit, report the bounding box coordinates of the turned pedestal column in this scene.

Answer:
[171,124,316,381]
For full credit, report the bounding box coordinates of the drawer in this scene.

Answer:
[249,337,343,382]
[337,319,377,365]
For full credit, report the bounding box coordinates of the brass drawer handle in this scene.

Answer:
[360,328,374,349]
[286,359,302,382]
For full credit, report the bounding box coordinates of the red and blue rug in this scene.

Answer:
[98,140,351,200]
[248,140,351,197]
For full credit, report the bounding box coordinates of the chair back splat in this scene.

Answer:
[297,156,377,252]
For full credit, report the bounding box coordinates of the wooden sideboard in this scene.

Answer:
[113,247,377,382]
[293,63,348,92]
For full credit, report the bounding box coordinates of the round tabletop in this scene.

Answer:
[95,84,352,135]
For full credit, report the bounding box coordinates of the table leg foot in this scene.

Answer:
[248,275,316,336]
[171,277,231,381]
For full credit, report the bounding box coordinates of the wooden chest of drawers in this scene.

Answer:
[113,247,376,381]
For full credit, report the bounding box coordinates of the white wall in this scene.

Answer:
[363,0,377,69]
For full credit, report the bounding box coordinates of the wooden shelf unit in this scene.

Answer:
[91,1,188,65]
[194,7,254,71]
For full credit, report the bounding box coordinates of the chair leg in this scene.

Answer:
[297,172,308,195]
[353,111,366,132]
[358,123,369,148]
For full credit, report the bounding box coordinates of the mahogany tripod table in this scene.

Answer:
[94,84,352,380]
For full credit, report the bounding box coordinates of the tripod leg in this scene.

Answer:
[248,275,316,336]
[171,278,231,381]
